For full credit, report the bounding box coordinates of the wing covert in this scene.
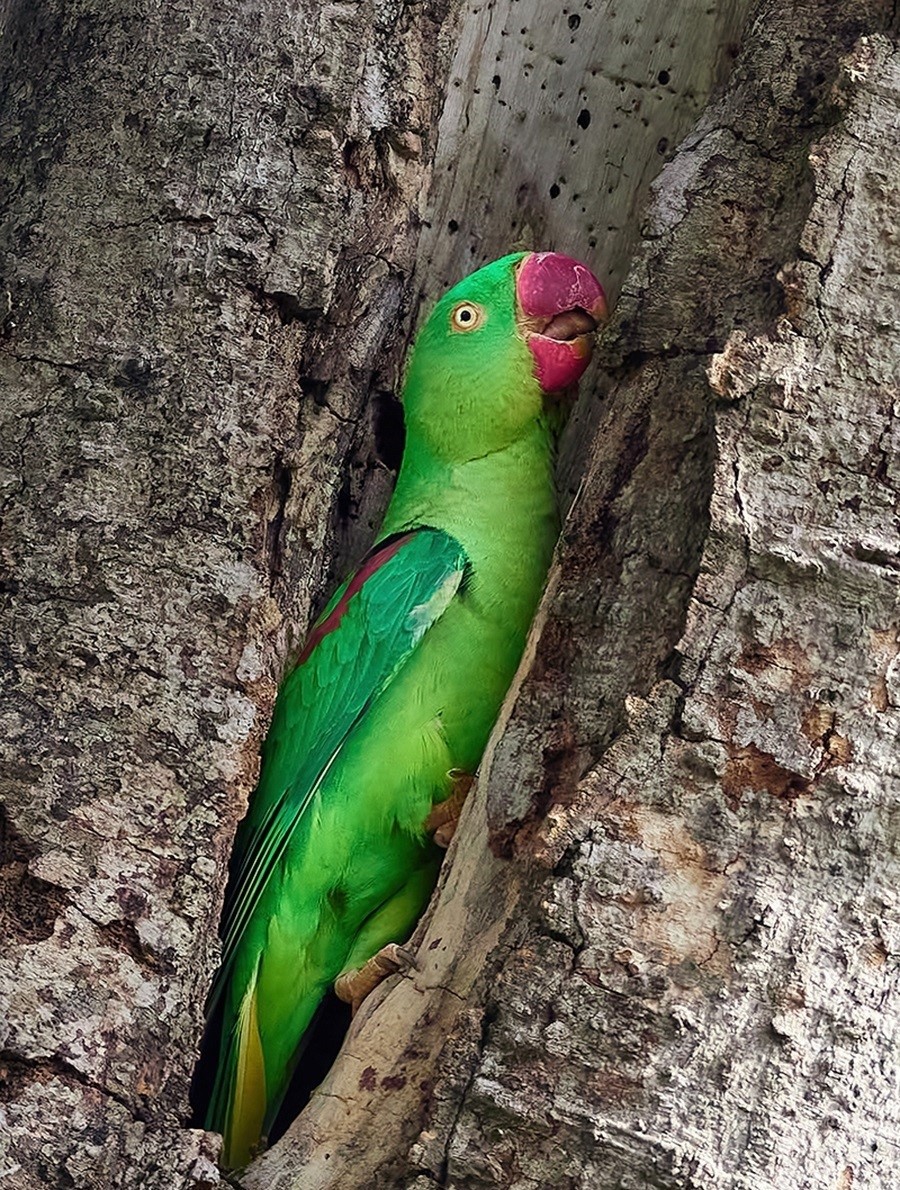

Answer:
[208,527,467,1009]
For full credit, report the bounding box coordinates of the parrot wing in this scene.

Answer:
[208,526,469,1012]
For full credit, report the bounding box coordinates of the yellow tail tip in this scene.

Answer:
[222,978,267,1169]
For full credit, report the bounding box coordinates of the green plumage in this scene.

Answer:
[206,252,566,1166]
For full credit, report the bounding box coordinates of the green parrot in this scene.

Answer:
[204,250,607,1167]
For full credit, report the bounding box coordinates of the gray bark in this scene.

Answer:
[1,1,897,1189]
[0,1,459,1185]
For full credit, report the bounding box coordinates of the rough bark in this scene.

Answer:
[247,1,900,1188]
[1,1,896,1189]
[0,2,460,1185]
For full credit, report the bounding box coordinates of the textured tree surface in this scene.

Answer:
[0,1,460,1185]
[1,1,897,1189]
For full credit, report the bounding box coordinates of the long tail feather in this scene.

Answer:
[208,964,267,1170]
[227,977,266,1167]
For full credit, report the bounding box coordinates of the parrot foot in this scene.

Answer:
[334,943,418,1015]
[424,770,474,848]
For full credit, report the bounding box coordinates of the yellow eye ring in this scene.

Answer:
[450,302,485,332]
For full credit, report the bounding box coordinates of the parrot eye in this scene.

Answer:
[450,302,485,332]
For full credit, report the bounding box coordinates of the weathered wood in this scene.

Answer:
[418,0,747,292]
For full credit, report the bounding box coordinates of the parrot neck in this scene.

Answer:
[379,415,561,589]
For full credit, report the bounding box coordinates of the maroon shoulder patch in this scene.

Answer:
[296,532,414,666]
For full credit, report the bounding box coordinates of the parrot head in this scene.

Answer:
[402,251,607,461]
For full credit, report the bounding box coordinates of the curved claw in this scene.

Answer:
[334,943,418,1015]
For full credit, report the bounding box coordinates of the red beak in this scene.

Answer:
[515,252,608,393]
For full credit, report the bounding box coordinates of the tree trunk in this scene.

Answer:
[1,2,897,1189]
[0,2,461,1185]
